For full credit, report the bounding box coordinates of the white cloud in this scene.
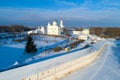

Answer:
[0,5,120,26]
[80,0,120,9]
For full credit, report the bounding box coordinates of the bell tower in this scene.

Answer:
[60,19,64,28]
[47,22,51,27]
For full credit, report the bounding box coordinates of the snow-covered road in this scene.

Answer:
[62,40,120,80]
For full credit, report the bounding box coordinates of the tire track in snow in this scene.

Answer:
[89,44,110,80]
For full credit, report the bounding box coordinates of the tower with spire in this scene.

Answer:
[60,19,64,28]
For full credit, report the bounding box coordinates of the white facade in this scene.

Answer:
[47,20,64,35]
[36,26,45,34]
[27,19,65,35]
[72,31,82,35]
[71,28,89,40]
[27,26,45,35]
[72,28,89,35]
[27,30,36,35]
[78,34,88,40]
[82,28,90,34]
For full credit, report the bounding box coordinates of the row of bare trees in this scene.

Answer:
[0,25,34,33]
[90,27,120,38]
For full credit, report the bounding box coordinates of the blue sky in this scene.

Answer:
[0,0,120,27]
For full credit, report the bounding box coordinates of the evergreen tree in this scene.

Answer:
[25,36,37,53]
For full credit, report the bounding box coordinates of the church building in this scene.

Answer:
[27,19,65,35]
[47,19,64,35]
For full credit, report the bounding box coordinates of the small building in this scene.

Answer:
[64,47,70,52]
[72,30,82,35]
[82,28,89,35]
[27,26,46,35]
[78,33,88,40]
[72,28,89,35]
[27,30,36,35]
[36,26,45,34]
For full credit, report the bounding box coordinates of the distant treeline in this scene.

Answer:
[0,25,34,33]
[90,27,120,38]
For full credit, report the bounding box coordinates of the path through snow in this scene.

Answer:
[62,40,120,80]
[89,43,109,80]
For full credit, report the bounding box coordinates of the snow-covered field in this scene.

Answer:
[33,35,64,47]
[0,39,100,80]
[1,35,64,48]
[62,39,120,80]
[1,33,120,80]
[1,34,87,71]
[0,35,66,71]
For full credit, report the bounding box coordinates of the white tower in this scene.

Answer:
[60,19,64,28]
[41,26,45,34]
[47,22,51,27]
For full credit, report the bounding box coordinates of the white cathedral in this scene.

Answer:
[47,19,64,35]
[28,19,64,35]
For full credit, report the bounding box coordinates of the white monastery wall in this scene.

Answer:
[23,43,106,80]
[0,41,105,80]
